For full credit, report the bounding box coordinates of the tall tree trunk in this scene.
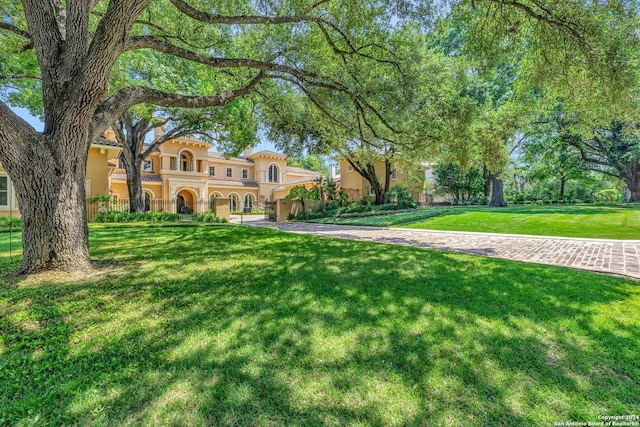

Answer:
[122,159,145,213]
[623,177,640,202]
[620,165,640,202]
[560,176,567,200]
[489,174,507,207]
[483,164,491,197]
[9,135,92,274]
[384,158,392,201]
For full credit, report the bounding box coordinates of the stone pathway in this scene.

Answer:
[231,216,640,279]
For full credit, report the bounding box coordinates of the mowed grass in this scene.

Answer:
[1,225,639,426]
[397,204,640,239]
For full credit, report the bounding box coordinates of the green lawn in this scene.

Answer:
[1,225,639,425]
[396,204,640,239]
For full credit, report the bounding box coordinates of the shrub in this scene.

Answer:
[385,185,417,209]
[595,189,623,202]
[359,194,375,206]
[193,212,228,223]
[92,211,181,223]
[0,216,21,232]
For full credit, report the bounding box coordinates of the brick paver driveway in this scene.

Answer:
[234,216,640,279]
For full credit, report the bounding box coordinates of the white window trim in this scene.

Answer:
[209,166,216,176]
[226,167,233,178]
[242,168,248,179]
[143,160,153,172]
[267,163,280,183]
[243,193,255,207]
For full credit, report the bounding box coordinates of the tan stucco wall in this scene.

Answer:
[211,197,230,220]
[339,158,424,202]
[275,199,321,222]
[86,146,117,198]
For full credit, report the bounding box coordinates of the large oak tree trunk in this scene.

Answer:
[621,167,640,202]
[489,174,507,207]
[624,178,640,202]
[122,157,145,213]
[10,134,92,274]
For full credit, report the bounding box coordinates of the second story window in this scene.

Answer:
[268,164,279,183]
[209,166,216,176]
[143,160,153,172]
[118,155,126,169]
[180,153,191,171]
[226,167,233,178]
[242,168,248,179]
[391,169,398,180]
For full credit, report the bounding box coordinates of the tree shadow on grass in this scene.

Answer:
[1,226,639,425]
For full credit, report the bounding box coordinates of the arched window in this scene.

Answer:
[244,194,254,209]
[268,164,279,183]
[209,192,222,210]
[180,152,192,171]
[229,194,239,211]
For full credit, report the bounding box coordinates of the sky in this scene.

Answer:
[12,106,43,132]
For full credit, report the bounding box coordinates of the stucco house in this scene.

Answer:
[0,129,322,218]
[105,129,322,214]
[0,129,434,218]
[336,158,434,205]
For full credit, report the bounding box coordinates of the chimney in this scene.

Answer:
[243,147,253,158]
[330,164,337,179]
[153,126,165,139]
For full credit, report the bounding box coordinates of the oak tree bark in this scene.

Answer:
[489,173,507,207]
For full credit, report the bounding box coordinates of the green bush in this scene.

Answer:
[193,212,228,223]
[595,189,623,202]
[92,211,182,223]
[291,202,416,221]
[385,185,417,209]
[359,194,375,206]
[0,216,21,232]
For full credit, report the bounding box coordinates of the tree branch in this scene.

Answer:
[94,71,267,127]
[0,22,31,39]
[21,0,63,69]
[0,74,42,80]
[142,125,194,159]
[51,0,67,38]
[0,101,39,170]
[166,0,398,71]
[486,0,584,41]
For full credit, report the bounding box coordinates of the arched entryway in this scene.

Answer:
[176,190,196,214]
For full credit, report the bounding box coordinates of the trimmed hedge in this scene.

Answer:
[0,216,21,233]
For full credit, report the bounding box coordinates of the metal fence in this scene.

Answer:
[86,199,211,220]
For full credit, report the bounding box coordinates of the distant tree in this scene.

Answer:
[522,113,590,200]
[287,155,329,175]
[564,122,640,201]
[434,163,485,203]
